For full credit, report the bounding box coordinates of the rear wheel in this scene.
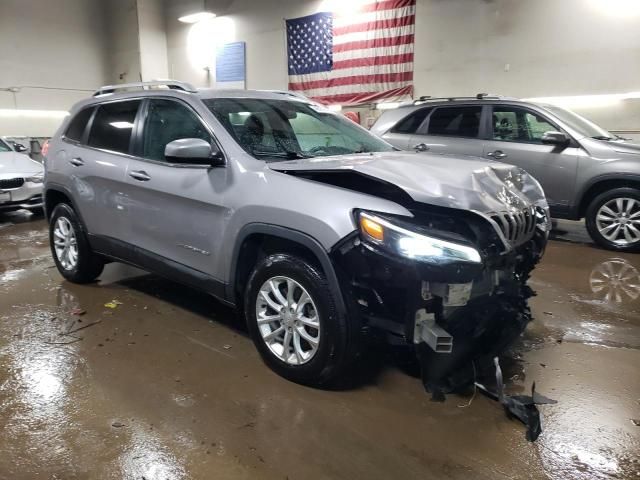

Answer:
[244,253,354,386]
[49,203,104,283]
[586,188,640,252]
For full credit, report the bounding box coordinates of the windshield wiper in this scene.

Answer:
[591,135,614,141]
[252,150,310,160]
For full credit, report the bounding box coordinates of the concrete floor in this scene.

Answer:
[0,212,639,480]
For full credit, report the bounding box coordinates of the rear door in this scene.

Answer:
[65,100,140,241]
[482,105,580,209]
[121,98,230,280]
[409,105,485,156]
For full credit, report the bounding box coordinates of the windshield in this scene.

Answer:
[205,98,394,161]
[0,139,11,152]
[541,105,615,140]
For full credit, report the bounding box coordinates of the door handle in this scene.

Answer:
[69,157,84,167]
[487,150,507,159]
[129,170,151,181]
[414,143,430,152]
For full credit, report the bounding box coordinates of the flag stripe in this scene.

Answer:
[332,52,414,71]
[332,33,414,53]
[312,85,414,105]
[335,0,415,16]
[333,5,415,28]
[288,62,413,84]
[333,13,415,36]
[293,81,412,99]
[332,25,415,46]
[333,43,413,61]
[288,71,413,91]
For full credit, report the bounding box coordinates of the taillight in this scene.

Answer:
[41,140,50,158]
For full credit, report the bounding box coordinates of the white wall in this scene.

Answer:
[164,0,640,133]
[104,0,143,85]
[0,0,110,136]
[138,0,170,81]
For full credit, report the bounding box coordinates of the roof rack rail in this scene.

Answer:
[413,93,511,104]
[262,90,310,100]
[93,80,197,97]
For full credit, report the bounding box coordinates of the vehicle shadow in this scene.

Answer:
[114,272,527,394]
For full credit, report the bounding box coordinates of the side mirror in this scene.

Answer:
[541,131,570,146]
[164,138,224,166]
[14,143,27,153]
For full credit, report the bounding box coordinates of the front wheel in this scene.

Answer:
[586,188,640,252]
[244,253,355,386]
[49,203,105,283]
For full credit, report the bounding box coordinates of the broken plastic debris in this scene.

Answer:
[223,344,232,350]
[476,357,557,442]
[70,307,86,316]
[111,421,125,428]
[104,300,122,309]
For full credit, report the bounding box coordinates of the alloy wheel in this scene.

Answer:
[53,217,78,270]
[256,276,320,365]
[595,197,640,245]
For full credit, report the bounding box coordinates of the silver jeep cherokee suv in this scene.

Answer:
[44,81,550,387]
[372,94,640,252]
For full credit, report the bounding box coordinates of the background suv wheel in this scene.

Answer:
[244,253,354,387]
[49,203,105,283]
[586,187,640,252]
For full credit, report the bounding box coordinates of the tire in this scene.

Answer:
[244,253,354,387]
[49,203,104,283]
[585,187,640,252]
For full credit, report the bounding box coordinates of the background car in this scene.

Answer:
[0,137,45,214]
[371,95,640,252]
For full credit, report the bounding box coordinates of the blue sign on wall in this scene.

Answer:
[216,41,246,88]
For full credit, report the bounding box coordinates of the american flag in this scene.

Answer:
[286,0,416,105]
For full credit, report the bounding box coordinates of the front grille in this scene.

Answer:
[490,206,537,246]
[0,178,24,190]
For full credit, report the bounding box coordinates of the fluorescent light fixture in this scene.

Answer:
[178,11,216,23]
[327,104,342,112]
[376,102,400,110]
[0,109,69,118]
[524,91,640,109]
[109,121,134,129]
[186,16,235,70]
[588,0,640,18]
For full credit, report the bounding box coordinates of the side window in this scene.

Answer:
[65,107,94,142]
[427,106,481,138]
[390,108,430,134]
[142,99,211,161]
[492,106,556,144]
[88,100,140,154]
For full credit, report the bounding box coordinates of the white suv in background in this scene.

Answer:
[0,137,44,214]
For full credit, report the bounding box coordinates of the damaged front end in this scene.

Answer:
[331,200,550,395]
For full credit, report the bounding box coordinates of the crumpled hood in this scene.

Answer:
[269,151,546,214]
[0,151,43,178]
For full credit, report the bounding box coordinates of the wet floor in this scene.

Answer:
[0,212,639,480]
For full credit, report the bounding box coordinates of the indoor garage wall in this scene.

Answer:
[0,0,110,137]
[165,0,640,136]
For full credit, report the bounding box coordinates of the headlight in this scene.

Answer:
[26,174,44,184]
[357,211,482,264]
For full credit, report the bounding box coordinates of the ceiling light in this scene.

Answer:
[178,11,216,23]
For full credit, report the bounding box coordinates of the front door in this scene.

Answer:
[483,105,580,209]
[122,98,230,281]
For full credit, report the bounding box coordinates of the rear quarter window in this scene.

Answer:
[65,107,94,142]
